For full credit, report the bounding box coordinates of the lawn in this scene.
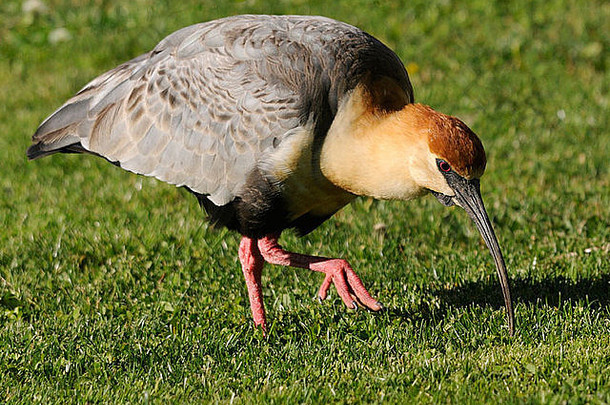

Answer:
[1,0,609,403]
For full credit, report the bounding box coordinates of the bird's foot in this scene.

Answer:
[238,233,382,333]
[311,258,383,311]
[257,234,382,312]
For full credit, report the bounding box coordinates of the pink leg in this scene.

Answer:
[257,233,382,311]
[238,236,267,331]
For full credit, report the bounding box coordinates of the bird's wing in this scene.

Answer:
[29,18,303,206]
[28,15,412,206]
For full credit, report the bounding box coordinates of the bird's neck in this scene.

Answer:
[320,88,428,201]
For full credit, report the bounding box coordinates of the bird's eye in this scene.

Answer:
[438,160,451,172]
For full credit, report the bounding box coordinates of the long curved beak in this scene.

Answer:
[450,178,515,336]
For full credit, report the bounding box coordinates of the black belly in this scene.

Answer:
[188,167,336,238]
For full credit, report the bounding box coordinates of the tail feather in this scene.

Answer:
[27,52,153,161]
[26,138,86,160]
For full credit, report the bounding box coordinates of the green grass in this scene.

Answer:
[1,0,609,403]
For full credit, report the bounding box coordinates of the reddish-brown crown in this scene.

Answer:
[405,104,486,178]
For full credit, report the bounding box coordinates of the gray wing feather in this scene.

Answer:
[29,15,412,206]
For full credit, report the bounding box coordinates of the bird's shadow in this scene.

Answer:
[386,274,610,323]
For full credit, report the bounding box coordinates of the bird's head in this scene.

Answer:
[405,104,515,334]
[401,103,487,201]
[407,104,516,335]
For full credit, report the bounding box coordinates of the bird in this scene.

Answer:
[27,14,515,335]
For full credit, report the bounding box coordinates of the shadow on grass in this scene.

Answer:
[436,274,610,309]
[262,275,610,337]
[385,274,610,324]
